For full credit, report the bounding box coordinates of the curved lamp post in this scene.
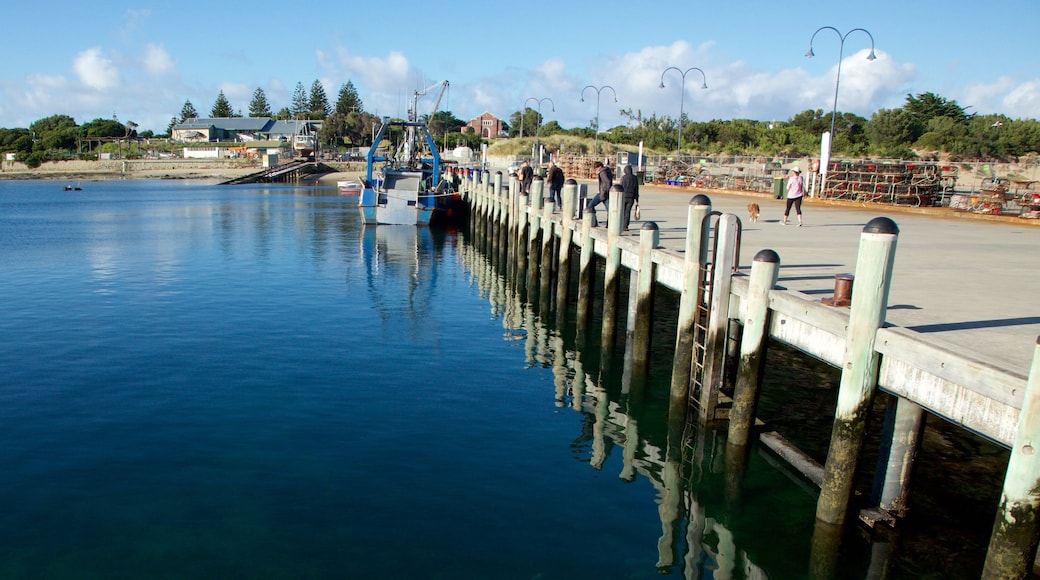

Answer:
[525,96,555,162]
[659,67,707,157]
[580,85,617,155]
[806,26,876,158]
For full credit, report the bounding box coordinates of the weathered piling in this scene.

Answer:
[983,337,1040,579]
[601,185,625,356]
[576,200,596,340]
[816,217,899,526]
[869,395,925,520]
[539,179,555,311]
[728,249,780,446]
[698,213,740,421]
[669,195,712,424]
[632,222,660,379]
[555,180,578,326]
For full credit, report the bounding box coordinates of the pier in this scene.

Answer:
[456,169,1040,578]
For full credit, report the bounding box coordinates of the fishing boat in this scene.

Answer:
[337,180,362,197]
[358,81,463,226]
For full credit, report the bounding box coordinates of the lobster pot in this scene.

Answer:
[949,194,972,211]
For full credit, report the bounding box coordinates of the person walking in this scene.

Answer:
[587,161,614,211]
[620,164,640,231]
[547,159,565,212]
[518,160,534,196]
[782,166,804,226]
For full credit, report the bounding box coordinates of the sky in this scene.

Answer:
[2,1,1038,135]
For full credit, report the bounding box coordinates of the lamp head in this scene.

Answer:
[805,48,815,58]
[658,81,666,89]
[700,82,708,90]
[866,49,877,61]
[580,97,585,102]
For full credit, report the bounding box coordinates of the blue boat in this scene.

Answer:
[359,82,462,226]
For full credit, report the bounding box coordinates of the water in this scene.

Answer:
[0,179,990,578]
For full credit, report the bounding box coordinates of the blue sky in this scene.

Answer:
[2,1,1038,134]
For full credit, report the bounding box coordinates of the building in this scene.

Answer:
[170,117,321,144]
[466,112,506,139]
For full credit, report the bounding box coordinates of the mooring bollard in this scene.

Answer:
[556,180,578,325]
[822,273,854,307]
[816,217,899,527]
[576,201,595,340]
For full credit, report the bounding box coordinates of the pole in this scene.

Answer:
[581,85,617,155]
[806,26,877,195]
[659,67,707,158]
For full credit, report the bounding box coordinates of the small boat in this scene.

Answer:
[63,183,82,191]
[358,81,463,226]
[337,180,362,197]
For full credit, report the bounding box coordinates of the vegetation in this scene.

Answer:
[3,89,1038,166]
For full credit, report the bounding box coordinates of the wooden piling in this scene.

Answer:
[669,195,712,422]
[816,217,899,526]
[983,337,1040,579]
[556,180,578,325]
[601,185,625,356]
[698,213,740,421]
[632,222,660,378]
[871,395,926,519]
[576,201,596,340]
[728,249,780,446]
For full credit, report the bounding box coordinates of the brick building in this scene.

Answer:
[467,112,506,139]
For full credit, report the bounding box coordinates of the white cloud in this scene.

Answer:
[74,47,120,91]
[142,44,174,75]
[1003,80,1040,119]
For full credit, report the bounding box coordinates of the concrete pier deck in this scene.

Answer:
[621,185,1040,376]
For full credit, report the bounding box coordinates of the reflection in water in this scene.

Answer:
[361,225,448,341]
[450,224,916,578]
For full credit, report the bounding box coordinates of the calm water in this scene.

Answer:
[0,179,983,578]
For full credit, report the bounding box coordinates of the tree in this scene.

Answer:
[210,91,234,118]
[904,92,970,124]
[333,81,364,115]
[80,118,126,138]
[274,107,292,121]
[179,100,198,122]
[290,83,308,117]
[248,88,272,117]
[307,80,331,119]
[867,108,923,155]
[29,115,77,135]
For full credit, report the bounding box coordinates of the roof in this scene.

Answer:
[173,117,274,132]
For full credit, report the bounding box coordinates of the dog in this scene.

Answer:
[747,203,760,223]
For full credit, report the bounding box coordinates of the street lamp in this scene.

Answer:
[525,96,554,162]
[806,26,876,168]
[659,67,707,157]
[580,85,617,155]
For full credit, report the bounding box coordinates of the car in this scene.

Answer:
[508,160,523,175]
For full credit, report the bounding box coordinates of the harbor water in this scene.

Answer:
[0,180,1002,578]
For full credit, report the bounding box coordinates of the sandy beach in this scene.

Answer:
[0,158,366,185]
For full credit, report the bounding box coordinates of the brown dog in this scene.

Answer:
[747,203,760,223]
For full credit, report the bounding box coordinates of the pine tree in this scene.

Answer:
[179,100,198,122]
[291,83,308,118]
[307,80,331,119]
[248,88,272,118]
[333,81,364,115]
[210,91,234,118]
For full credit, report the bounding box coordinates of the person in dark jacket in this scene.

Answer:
[620,164,640,231]
[547,159,565,211]
[519,160,534,196]
[587,161,613,210]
